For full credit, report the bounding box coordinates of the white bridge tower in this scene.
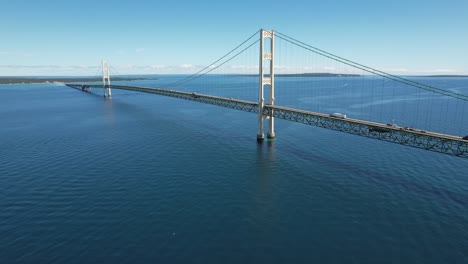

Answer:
[257,29,275,141]
[101,60,111,97]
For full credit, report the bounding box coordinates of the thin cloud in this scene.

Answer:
[0,65,99,76]
[1,64,465,76]
[179,64,194,69]
[0,65,98,69]
[135,48,145,53]
[149,65,167,69]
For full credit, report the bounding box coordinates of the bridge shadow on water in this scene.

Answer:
[245,140,278,243]
[283,143,468,210]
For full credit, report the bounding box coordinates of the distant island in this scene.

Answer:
[0,76,159,84]
[237,73,361,77]
[417,75,468,78]
[274,73,468,78]
[276,73,360,77]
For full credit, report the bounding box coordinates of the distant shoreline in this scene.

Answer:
[0,76,159,84]
[1,74,467,84]
[236,73,468,78]
[416,75,468,78]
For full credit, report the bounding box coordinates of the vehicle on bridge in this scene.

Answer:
[369,127,391,133]
[329,113,347,119]
[463,135,468,140]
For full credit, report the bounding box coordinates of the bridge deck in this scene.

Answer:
[66,84,468,158]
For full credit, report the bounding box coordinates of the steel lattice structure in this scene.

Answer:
[66,84,468,159]
[265,105,468,158]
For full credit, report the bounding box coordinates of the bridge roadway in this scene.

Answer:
[67,84,468,158]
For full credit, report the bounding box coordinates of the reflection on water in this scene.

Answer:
[103,97,115,126]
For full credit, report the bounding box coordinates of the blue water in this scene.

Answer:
[1,77,468,263]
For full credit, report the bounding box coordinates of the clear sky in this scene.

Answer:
[1,0,467,76]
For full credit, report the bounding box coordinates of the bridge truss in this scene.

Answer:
[66,84,468,159]
[66,29,468,159]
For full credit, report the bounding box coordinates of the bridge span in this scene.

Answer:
[65,29,468,159]
[66,84,468,159]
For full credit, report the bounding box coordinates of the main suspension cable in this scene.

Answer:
[275,31,468,101]
[164,30,260,89]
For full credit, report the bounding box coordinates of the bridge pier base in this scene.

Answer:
[267,132,275,139]
[257,133,265,142]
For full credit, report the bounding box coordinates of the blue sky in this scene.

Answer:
[1,0,467,75]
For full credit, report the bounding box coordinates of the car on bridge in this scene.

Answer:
[329,113,347,119]
[463,135,468,140]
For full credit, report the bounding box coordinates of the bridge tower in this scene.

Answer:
[257,29,275,141]
[101,60,111,97]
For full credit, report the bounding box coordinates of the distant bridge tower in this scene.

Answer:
[101,60,111,97]
[257,29,275,141]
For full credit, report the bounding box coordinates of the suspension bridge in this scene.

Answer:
[67,29,468,159]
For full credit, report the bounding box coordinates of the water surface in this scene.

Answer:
[1,77,467,263]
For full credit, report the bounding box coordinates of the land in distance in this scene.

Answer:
[0,76,159,84]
